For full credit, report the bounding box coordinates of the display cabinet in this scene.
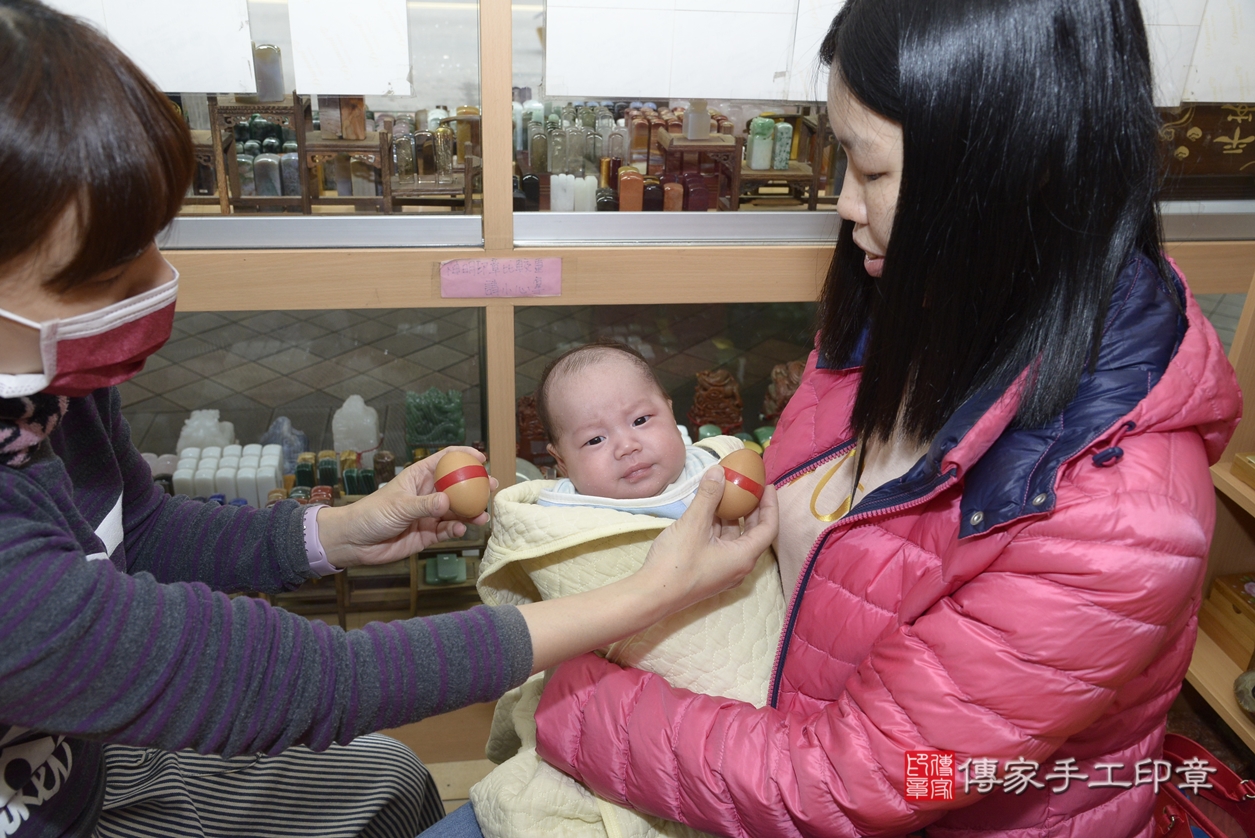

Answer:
[165,0,485,223]
[97,0,1255,712]
[161,0,1255,492]
[1186,261,1255,753]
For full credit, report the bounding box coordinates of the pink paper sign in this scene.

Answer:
[440,257,562,298]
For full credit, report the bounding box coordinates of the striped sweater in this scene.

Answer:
[0,388,533,838]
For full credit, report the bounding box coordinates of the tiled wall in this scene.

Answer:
[1196,293,1242,351]
[121,308,483,457]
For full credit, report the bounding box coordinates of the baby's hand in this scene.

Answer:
[638,466,778,613]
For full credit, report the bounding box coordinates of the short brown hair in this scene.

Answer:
[0,1,195,291]
[535,340,668,441]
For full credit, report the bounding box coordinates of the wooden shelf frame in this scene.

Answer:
[1213,463,1255,521]
[160,0,1255,507]
[1195,243,1255,750]
[1188,625,1255,753]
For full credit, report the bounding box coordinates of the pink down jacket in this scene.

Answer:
[535,255,1242,838]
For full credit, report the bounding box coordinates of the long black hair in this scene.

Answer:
[0,0,194,292]
[818,0,1167,446]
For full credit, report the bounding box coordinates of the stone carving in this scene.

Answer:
[762,360,806,423]
[688,369,743,435]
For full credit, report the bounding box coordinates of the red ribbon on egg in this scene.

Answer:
[435,463,489,492]
[723,466,764,500]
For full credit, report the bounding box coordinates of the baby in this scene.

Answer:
[536,341,720,518]
[470,341,784,838]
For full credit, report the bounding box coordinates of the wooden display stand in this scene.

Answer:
[391,165,479,214]
[390,114,482,214]
[207,93,311,215]
[800,114,842,211]
[655,131,741,210]
[734,114,809,209]
[204,96,478,216]
[304,130,394,213]
[263,530,486,629]
[739,158,814,206]
[332,552,483,629]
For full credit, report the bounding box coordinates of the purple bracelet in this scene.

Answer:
[303,504,341,576]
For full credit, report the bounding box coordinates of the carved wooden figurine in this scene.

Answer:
[688,368,744,435]
[762,359,806,424]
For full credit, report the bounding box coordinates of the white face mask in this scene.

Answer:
[0,269,179,399]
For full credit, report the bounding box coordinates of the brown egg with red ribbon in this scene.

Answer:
[434,451,491,518]
[717,448,766,520]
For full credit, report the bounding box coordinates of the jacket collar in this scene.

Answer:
[816,328,869,371]
[829,253,1189,537]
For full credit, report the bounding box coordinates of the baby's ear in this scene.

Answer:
[546,442,567,475]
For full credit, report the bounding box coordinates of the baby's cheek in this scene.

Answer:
[663,442,688,484]
[576,452,619,496]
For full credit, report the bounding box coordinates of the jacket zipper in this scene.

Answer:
[774,441,856,489]
[767,467,958,707]
[764,442,857,699]
[765,443,855,705]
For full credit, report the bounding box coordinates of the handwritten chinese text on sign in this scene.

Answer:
[440,258,562,299]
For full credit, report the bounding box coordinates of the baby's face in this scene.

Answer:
[546,355,687,499]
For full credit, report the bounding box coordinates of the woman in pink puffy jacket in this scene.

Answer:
[527,0,1244,836]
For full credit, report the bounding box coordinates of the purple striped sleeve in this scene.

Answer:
[1,388,533,761]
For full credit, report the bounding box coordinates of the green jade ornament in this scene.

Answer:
[405,388,465,450]
[771,121,793,170]
[698,423,722,440]
[294,460,315,488]
[747,117,775,170]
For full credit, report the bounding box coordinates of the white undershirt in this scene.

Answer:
[775,433,931,600]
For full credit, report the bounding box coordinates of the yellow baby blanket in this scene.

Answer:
[471,437,785,838]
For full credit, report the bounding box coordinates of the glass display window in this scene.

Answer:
[505,2,847,247]
[499,2,1255,244]
[44,0,489,246]
[121,308,485,504]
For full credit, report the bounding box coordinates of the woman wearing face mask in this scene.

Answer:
[0,4,776,837]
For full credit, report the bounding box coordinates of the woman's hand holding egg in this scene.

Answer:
[313,447,496,570]
[516,465,778,674]
[635,464,778,615]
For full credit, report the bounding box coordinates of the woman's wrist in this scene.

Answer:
[311,504,354,569]
[303,505,342,576]
[612,568,680,628]
[519,569,679,673]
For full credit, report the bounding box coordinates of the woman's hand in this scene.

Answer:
[519,466,779,673]
[636,464,779,614]
[314,447,498,569]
